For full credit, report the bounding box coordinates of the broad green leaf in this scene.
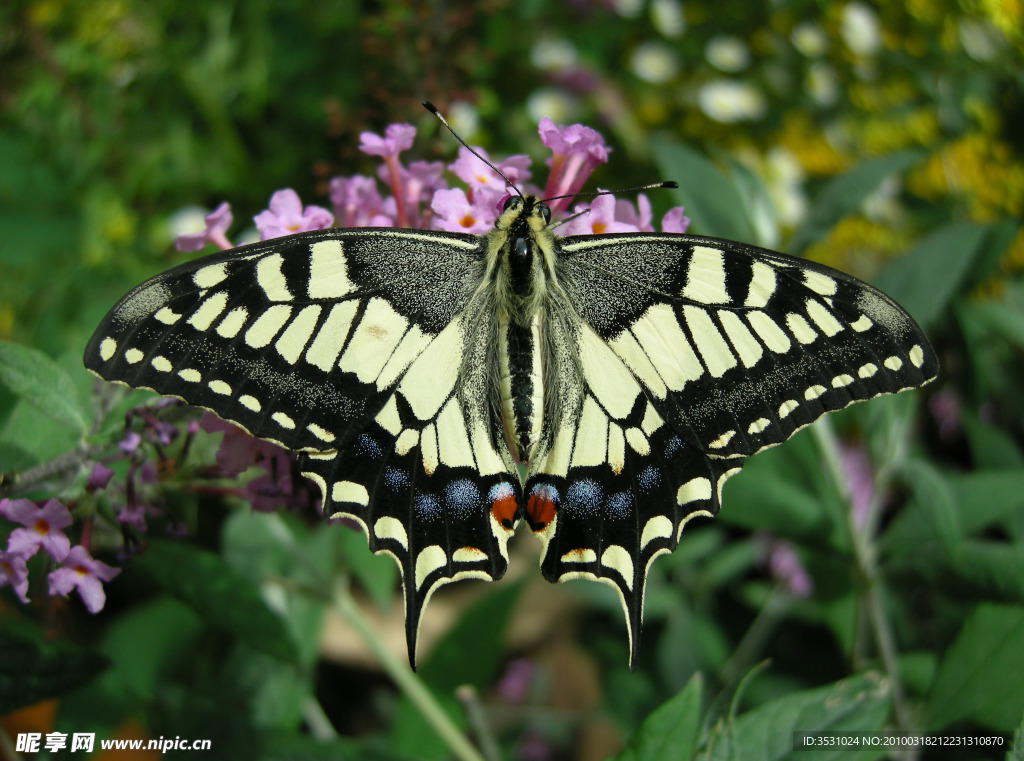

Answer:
[965,301,1024,351]
[613,673,703,761]
[654,138,756,241]
[0,341,88,434]
[704,672,891,761]
[0,627,110,713]
[950,470,1024,534]
[872,222,989,329]
[961,414,1024,470]
[335,520,399,612]
[135,540,300,663]
[896,458,961,557]
[928,604,1024,731]
[788,150,922,254]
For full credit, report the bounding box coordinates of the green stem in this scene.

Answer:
[811,420,912,738]
[332,581,487,761]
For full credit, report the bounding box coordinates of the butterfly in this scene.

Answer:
[85,111,937,669]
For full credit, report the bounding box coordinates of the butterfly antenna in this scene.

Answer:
[542,181,678,205]
[422,101,523,198]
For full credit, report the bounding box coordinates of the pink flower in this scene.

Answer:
[448,147,532,192]
[5,499,73,562]
[562,194,641,236]
[0,550,30,604]
[661,206,690,233]
[539,118,610,215]
[358,124,416,158]
[86,462,115,493]
[767,539,813,598]
[47,546,120,614]
[175,202,234,252]
[200,412,283,477]
[839,443,874,529]
[116,503,149,532]
[254,189,334,240]
[329,175,393,227]
[431,187,503,234]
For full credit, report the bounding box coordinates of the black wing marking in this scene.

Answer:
[523,233,937,667]
[85,228,483,452]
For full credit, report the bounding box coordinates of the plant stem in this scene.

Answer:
[811,420,913,739]
[332,581,487,761]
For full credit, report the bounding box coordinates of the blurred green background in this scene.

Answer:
[2,1,1024,759]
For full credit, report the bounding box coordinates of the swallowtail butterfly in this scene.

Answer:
[85,111,937,668]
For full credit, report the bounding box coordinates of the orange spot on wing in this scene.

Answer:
[490,494,518,530]
[526,492,556,531]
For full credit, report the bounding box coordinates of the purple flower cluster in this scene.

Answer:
[0,498,119,613]
[175,116,688,252]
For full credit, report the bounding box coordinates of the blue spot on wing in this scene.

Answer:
[565,479,602,516]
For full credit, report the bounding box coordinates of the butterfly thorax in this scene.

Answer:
[485,196,559,465]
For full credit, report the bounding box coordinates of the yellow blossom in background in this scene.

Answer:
[804,215,913,274]
[907,133,1024,220]
[775,115,849,177]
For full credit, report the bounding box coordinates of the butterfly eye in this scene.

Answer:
[538,203,551,224]
[502,196,521,212]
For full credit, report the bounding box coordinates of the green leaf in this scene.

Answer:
[0,627,110,713]
[788,150,922,254]
[336,521,399,612]
[950,470,1024,534]
[928,604,1024,732]
[896,458,961,557]
[888,540,1024,607]
[613,673,703,761]
[704,672,891,761]
[0,341,88,434]
[872,222,989,329]
[1008,714,1024,761]
[654,138,756,241]
[135,540,300,663]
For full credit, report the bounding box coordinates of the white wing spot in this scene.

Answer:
[307,423,335,443]
[884,355,903,371]
[125,348,145,365]
[453,547,488,563]
[245,304,292,348]
[601,545,634,590]
[561,548,597,563]
[805,299,844,337]
[187,291,229,332]
[832,374,854,388]
[239,394,261,412]
[718,310,764,368]
[308,239,354,299]
[275,304,323,365]
[677,477,712,505]
[909,345,925,368]
[744,261,777,308]
[256,253,293,302]
[684,305,737,377]
[708,430,735,449]
[178,368,201,382]
[627,305,703,392]
[99,338,117,361]
[395,428,420,455]
[415,545,448,590]
[217,307,248,339]
[747,417,771,435]
[786,313,818,344]
[625,427,650,456]
[374,516,407,547]
[803,270,837,296]
[805,385,826,400]
[640,516,673,551]
[850,314,873,332]
[305,301,358,372]
[779,399,799,418]
[193,263,228,289]
[272,412,296,429]
[333,480,369,506]
[747,311,791,354]
[154,307,181,325]
[149,355,171,371]
[208,380,231,395]
[858,363,878,378]
[682,245,728,304]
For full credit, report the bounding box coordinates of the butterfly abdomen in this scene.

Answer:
[498,313,545,464]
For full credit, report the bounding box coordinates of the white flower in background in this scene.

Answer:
[862,175,903,224]
[611,0,644,18]
[765,147,807,229]
[698,80,766,123]
[526,89,575,125]
[959,20,999,62]
[807,62,839,105]
[841,2,881,57]
[706,35,750,72]
[446,101,479,140]
[531,38,577,70]
[167,205,209,244]
[631,42,679,83]
[792,21,828,57]
[651,0,686,38]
